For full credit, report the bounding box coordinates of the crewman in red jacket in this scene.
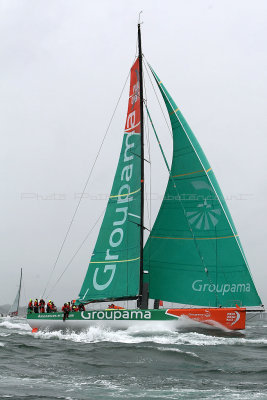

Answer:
[62,303,69,322]
[28,299,33,312]
[33,299,39,313]
[39,299,45,313]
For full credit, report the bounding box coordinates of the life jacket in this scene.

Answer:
[34,301,38,307]
[62,304,68,312]
[109,305,124,310]
[28,301,33,308]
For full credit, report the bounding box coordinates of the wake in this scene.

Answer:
[1,316,267,347]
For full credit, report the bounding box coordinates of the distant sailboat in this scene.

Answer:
[27,23,264,332]
[8,268,22,317]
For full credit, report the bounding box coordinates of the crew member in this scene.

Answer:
[78,303,85,312]
[33,299,39,313]
[39,299,45,313]
[46,301,52,313]
[62,303,69,321]
[51,301,57,312]
[28,299,33,312]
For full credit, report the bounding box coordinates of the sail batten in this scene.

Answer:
[144,66,262,308]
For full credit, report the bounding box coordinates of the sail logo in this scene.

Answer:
[186,199,221,230]
[92,111,137,291]
[185,180,221,230]
[131,69,140,110]
[192,280,251,296]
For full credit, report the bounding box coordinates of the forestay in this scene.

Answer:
[144,67,262,308]
[78,59,141,302]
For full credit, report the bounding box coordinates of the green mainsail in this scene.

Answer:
[78,59,142,302]
[143,67,262,308]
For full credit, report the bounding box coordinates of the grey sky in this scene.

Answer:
[1,0,266,307]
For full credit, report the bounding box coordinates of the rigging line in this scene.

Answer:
[46,207,106,299]
[143,114,151,230]
[143,75,152,286]
[143,56,172,137]
[135,36,139,59]
[22,278,27,308]
[143,67,152,231]
[42,68,131,299]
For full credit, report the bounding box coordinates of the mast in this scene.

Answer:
[8,268,22,316]
[17,268,22,313]
[138,23,148,309]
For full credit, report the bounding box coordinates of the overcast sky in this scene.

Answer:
[1,0,266,307]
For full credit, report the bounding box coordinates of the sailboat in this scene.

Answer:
[27,24,264,332]
[8,268,22,317]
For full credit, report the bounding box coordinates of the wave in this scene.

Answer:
[156,346,202,359]
[1,317,267,348]
[29,325,267,347]
[0,319,31,332]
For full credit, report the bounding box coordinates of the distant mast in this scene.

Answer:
[17,267,22,312]
[8,268,22,317]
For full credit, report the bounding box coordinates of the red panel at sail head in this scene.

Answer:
[124,58,140,133]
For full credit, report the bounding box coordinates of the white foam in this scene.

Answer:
[0,332,11,337]
[0,319,31,332]
[2,316,266,347]
[28,325,266,347]
[26,324,267,347]
[0,342,5,347]
[34,326,143,343]
[156,346,200,358]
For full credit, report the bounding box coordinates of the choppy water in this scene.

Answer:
[0,316,267,399]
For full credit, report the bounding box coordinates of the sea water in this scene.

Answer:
[0,316,267,399]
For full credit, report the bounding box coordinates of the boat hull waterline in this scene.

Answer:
[27,307,246,331]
